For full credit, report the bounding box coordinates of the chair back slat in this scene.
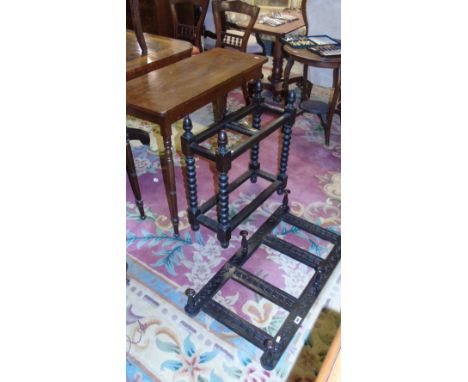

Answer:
[169,0,209,51]
[212,0,259,53]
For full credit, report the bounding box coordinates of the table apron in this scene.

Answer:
[126,66,263,127]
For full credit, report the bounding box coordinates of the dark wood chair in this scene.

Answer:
[212,0,261,104]
[169,0,209,55]
[127,0,150,220]
[128,0,147,53]
[126,128,150,219]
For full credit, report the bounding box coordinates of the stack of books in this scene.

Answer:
[282,35,341,57]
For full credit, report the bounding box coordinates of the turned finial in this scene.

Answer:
[254,80,263,94]
[217,129,228,152]
[183,116,193,134]
[287,90,296,108]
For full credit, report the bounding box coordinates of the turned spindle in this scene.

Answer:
[277,90,296,194]
[216,130,231,248]
[182,116,200,230]
[250,80,263,182]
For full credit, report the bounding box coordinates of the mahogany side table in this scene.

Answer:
[282,44,341,145]
[127,48,267,235]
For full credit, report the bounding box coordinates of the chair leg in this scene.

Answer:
[324,73,341,146]
[302,64,312,101]
[241,82,250,106]
[213,94,227,121]
[282,55,294,106]
[126,135,146,219]
[254,32,267,56]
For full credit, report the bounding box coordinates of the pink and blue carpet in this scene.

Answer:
[126,77,341,382]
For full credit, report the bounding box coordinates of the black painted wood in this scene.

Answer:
[181,80,296,247]
[198,170,253,214]
[277,91,296,194]
[203,300,273,349]
[181,116,200,230]
[185,200,341,371]
[249,80,263,182]
[263,235,324,269]
[282,213,340,244]
[231,115,288,160]
[229,180,281,228]
[225,121,257,137]
[232,267,298,311]
[193,103,258,144]
[216,130,231,248]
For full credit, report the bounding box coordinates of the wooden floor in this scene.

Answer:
[316,327,341,382]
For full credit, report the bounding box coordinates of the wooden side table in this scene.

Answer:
[127,48,268,235]
[253,10,305,102]
[282,45,340,145]
[126,31,193,81]
[232,10,305,102]
[126,31,192,220]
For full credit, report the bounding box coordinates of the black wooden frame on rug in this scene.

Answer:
[184,197,341,370]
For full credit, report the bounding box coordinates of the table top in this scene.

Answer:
[283,44,341,68]
[126,30,193,81]
[127,48,268,124]
[254,10,305,36]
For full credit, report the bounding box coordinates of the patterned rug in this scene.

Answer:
[126,62,341,382]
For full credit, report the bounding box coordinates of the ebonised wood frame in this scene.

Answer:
[184,191,341,370]
[181,81,296,248]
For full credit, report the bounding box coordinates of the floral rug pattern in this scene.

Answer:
[127,62,341,382]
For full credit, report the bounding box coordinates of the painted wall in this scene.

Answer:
[306,0,341,87]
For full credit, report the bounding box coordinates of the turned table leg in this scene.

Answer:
[212,94,228,122]
[282,55,294,106]
[271,36,284,103]
[126,132,146,219]
[325,69,341,146]
[160,121,179,236]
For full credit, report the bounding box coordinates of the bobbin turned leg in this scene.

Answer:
[277,90,296,194]
[249,80,263,183]
[181,116,200,231]
[126,132,146,219]
[216,130,232,248]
